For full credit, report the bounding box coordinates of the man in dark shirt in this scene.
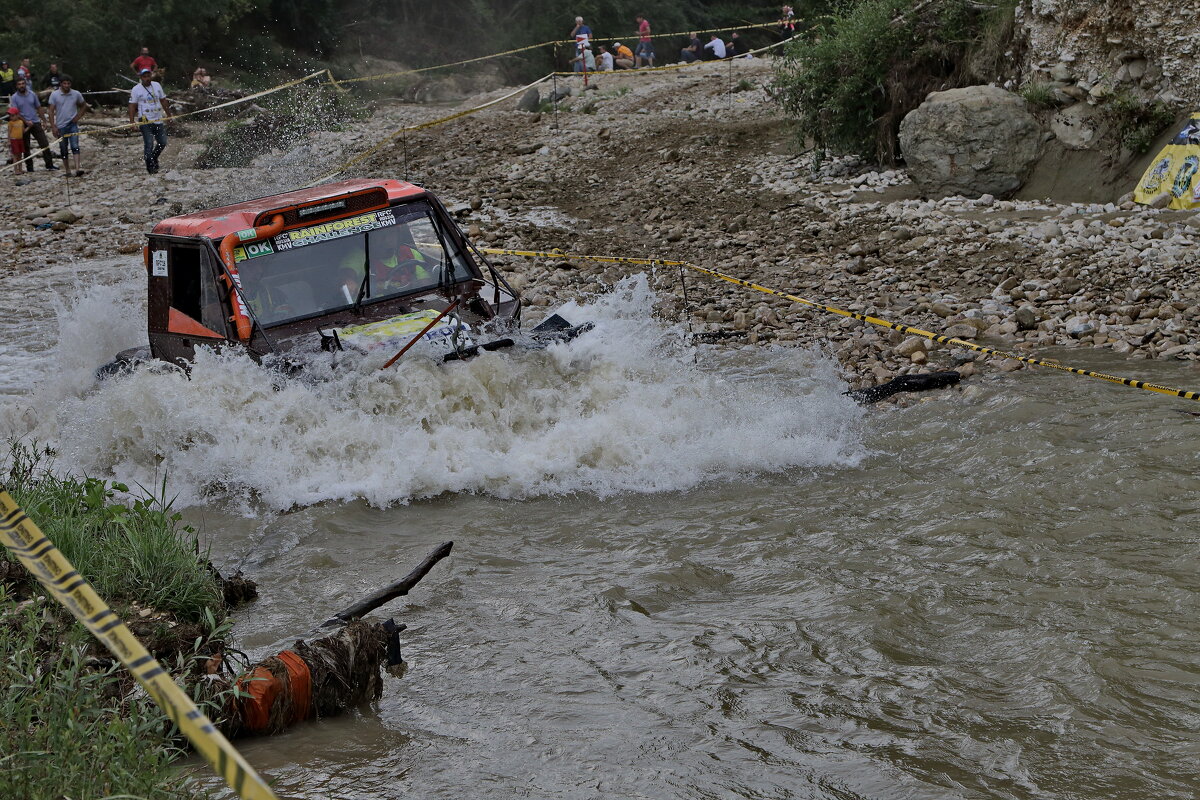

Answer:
[39,63,61,100]
[680,33,702,64]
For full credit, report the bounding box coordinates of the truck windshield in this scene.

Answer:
[232,204,474,326]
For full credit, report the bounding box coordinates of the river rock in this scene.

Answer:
[899,86,1043,198]
[943,323,979,339]
[1012,306,1039,330]
[894,336,928,356]
[49,209,81,224]
[517,87,541,112]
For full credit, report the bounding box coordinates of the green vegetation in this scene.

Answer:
[1019,80,1059,109]
[1,441,228,800]
[1103,90,1177,154]
[773,0,1019,163]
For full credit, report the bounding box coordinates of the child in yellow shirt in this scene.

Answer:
[7,107,26,174]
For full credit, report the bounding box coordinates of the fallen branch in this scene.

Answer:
[322,540,454,626]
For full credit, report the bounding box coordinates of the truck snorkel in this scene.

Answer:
[218,215,285,341]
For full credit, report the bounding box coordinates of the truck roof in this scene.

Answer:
[151,179,427,240]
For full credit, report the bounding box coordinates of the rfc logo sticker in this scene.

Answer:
[273,210,397,251]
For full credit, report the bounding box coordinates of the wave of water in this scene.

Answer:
[2,275,863,509]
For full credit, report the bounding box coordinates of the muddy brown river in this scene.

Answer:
[3,268,1199,800]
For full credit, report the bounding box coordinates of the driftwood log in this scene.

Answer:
[196,541,453,738]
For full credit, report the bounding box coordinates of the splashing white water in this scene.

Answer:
[2,275,863,509]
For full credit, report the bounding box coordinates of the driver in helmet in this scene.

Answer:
[372,223,434,292]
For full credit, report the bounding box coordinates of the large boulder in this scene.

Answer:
[899,86,1043,198]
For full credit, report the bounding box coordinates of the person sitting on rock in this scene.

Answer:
[702,34,726,60]
[612,42,635,70]
[190,67,211,89]
[596,45,614,72]
[680,33,702,64]
[570,44,596,73]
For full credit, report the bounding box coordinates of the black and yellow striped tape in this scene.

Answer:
[0,492,280,800]
[482,247,1200,403]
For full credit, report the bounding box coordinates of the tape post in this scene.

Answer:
[0,492,280,800]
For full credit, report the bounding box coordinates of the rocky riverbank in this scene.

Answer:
[3,58,1198,398]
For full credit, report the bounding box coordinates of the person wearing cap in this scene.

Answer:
[128,68,169,174]
[570,42,595,73]
[9,76,57,171]
[0,61,14,97]
[612,42,634,70]
[48,75,87,176]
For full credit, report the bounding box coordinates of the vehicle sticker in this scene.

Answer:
[274,209,397,251]
[232,240,275,262]
[151,250,168,277]
[339,310,475,354]
[236,228,258,241]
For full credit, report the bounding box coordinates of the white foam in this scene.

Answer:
[3,275,863,509]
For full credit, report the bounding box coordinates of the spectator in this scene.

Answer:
[570,44,596,73]
[612,42,635,70]
[39,62,61,101]
[191,67,211,88]
[0,61,14,96]
[680,33,702,64]
[703,34,726,60]
[596,45,614,72]
[8,76,57,171]
[728,32,749,58]
[8,106,25,174]
[130,47,161,79]
[48,75,87,176]
[128,68,169,174]
[779,5,796,37]
[570,16,592,46]
[635,16,655,68]
[16,57,31,83]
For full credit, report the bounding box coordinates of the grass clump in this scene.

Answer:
[1019,81,1059,109]
[1,441,230,800]
[1103,90,1178,154]
[774,0,1020,163]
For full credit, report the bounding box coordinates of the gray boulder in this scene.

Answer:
[516,87,540,112]
[899,86,1043,199]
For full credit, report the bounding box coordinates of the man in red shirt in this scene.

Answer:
[130,47,161,79]
[635,16,655,67]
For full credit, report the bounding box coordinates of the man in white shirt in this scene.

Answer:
[703,34,727,60]
[596,45,614,72]
[128,68,169,174]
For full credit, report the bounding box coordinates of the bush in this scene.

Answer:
[1103,90,1178,154]
[774,0,1019,163]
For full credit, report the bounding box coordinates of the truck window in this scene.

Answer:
[170,246,204,322]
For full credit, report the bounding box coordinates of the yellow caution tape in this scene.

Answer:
[482,247,1200,403]
[0,492,280,800]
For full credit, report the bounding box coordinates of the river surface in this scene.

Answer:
[2,264,1199,800]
